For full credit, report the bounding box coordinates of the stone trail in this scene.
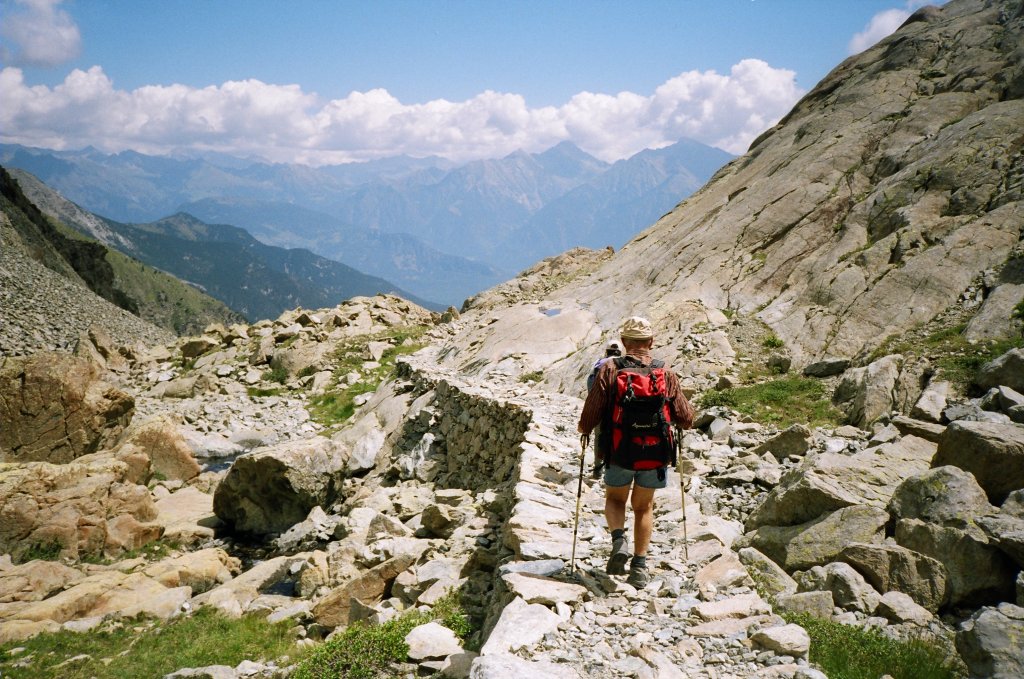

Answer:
[406,351,816,679]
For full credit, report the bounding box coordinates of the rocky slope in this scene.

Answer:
[3,289,1023,678]
[433,0,1024,394]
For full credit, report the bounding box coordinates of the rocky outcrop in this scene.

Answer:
[0,455,158,562]
[933,420,1024,504]
[0,352,134,464]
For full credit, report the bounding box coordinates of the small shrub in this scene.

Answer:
[762,334,785,349]
[782,612,965,679]
[263,365,289,384]
[294,591,473,679]
[20,540,63,563]
[519,370,544,383]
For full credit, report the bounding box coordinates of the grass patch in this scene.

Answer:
[0,608,302,679]
[870,323,1024,391]
[782,612,964,679]
[762,334,785,349]
[293,591,472,679]
[247,386,284,398]
[307,325,429,430]
[698,376,843,428]
[519,370,544,383]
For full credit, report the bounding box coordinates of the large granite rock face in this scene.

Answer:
[0,455,158,562]
[0,352,134,463]
[113,416,200,482]
[212,437,347,535]
[745,435,935,529]
[933,420,1024,504]
[888,465,996,526]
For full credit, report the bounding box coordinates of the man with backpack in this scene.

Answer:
[578,316,694,587]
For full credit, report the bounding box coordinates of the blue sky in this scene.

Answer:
[0,0,932,165]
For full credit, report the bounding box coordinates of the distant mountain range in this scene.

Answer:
[10,169,436,321]
[1,140,733,304]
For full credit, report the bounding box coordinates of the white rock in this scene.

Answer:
[405,621,463,660]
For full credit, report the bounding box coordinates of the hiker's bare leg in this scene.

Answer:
[605,484,630,531]
[630,485,656,556]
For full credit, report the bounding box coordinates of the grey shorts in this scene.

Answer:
[604,464,668,489]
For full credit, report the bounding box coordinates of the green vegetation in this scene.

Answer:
[263,365,289,384]
[762,334,785,349]
[293,591,471,679]
[698,376,843,428]
[0,608,302,679]
[519,370,544,383]
[247,386,285,398]
[870,323,1024,390]
[307,326,428,430]
[782,612,964,679]
[20,540,63,563]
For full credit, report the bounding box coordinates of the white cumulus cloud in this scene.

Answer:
[0,59,804,165]
[0,0,81,67]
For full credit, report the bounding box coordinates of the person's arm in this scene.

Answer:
[578,361,615,434]
[666,371,695,430]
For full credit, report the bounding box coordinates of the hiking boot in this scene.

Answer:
[626,563,651,589]
[607,537,629,575]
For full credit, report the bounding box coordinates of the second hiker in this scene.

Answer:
[578,316,694,587]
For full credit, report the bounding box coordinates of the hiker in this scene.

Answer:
[586,342,622,477]
[578,316,694,587]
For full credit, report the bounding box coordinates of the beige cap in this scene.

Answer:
[620,316,654,340]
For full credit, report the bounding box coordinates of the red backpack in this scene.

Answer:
[606,356,676,470]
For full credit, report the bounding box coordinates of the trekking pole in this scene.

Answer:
[570,433,589,572]
[676,426,689,562]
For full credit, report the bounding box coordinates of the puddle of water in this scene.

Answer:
[543,308,561,317]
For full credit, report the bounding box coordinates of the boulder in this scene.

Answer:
[977,494,1024,567]
[479,596,562,656]
[213,437,347,535]
[745,436,935,529]
[956,603,1024,679]
[911,380,950,423]
[896,518,1016,607]
[180,336,219,360]
[890,415,945,443]
[693,552,753,596]
[875,591,932,626]
[737,547,798,599]
[976,348,1024,394]
[933,420,1024,504]
[269,340,330,379]
[752,424,812,458]
[405,621,463,661]
[312,550,425,628]
[750,624,810,658]
[114,416,200,482]
[501,572,588,606]
[839,543,948,612]
[143,548,241,594]
[692,593,771,621]
[803,358,850,378]
[888,465,996,526]
[739,505,889,572]
[832,354,902,428]
[795,562,880,614]
[74,325,130,372]
[152,486,220,547]
[0,455,157,562]
[0,352,134,464]
[774,591,834,620]
[192,554,308,618]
